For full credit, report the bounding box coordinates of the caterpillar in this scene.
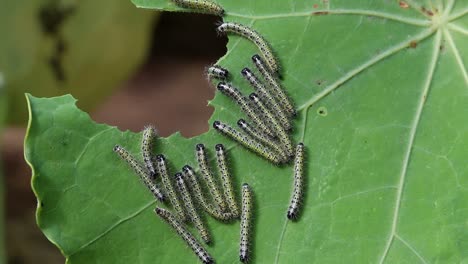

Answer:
[156,154,187,221]
[249,93,294,158]
[241,68,291,131]
[287,143,305,220]
[175,172,211,244]
[196,144,227,212]
[206,65,229,81]
[141,125,158,179]
[237,119,289,163]
[240,183,253,263]
[252,54,295,116]
[213,120,283,164]
[113,145,165,202]
[217,22,279,74]
[154,207,214,264]
[217,82,274,137]
[170,0,224,16]
[182,165,235,221]
[215,144,240,218]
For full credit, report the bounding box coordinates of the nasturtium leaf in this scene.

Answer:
[0,0,156,124]
[27,1,468,263]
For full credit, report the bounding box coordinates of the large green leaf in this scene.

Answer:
[0,0,156,124]
[26,1,468,263]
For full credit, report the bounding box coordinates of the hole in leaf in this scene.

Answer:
[317,106,328,116]
[93,12,227,138]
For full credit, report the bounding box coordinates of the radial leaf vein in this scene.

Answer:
[298,28,436,111]
[378,30,442,264]
[68,200,156,257]
[228,9,430,26]
[443,29,468,85]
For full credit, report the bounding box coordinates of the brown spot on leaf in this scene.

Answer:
[399,1,409,9]
[421,6,434,16]
[313,4,319,8]
[409,41,417,48]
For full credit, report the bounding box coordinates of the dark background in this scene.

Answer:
[1,12,227,263]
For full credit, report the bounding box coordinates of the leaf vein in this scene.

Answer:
[228,9,430,27]
[378,30,442,264]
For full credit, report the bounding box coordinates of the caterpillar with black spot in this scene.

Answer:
[206,65,229,81]
[252,54,295,116]
[141,125,158,179]
[249,93,294,158]
[175,172,211,243]
[182,165,235,221]
[196,144,227,212]
[213,120,283,164]
[155,207,214,264]
[215,144,239,218]
[240,183,253,263]
[237,119,289,163]
[170,0,224,16]
[113,145,165,202]
[217,82,274,137]
[217,22,279,74]
[287,143,305,220]
[241,68,291,131]
[156,154,187,221]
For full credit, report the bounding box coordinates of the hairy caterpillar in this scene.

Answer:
[287,143,305,220]
[156,154,187,221]
[207,65,229,81]
[217,82,274,137]
[182,165,235,221]
[249,93,294,158]
[170,0,224,16]
[113,145,165,202]
[215,144,239,218]
[154,207,214,264]
[217,22,279,74]
[252,54,295,116]
[175,172,211,243]
[240,183,253,263]
[237,119,289,163]
[241,68,291,131]
[141,125,158,179]
[213,120,282,164]
[196,144,227,212]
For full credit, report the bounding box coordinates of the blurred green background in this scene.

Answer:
[0,0,226,262]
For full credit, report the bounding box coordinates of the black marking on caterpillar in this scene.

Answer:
[287,143,305,220]
[217,22,279,74]
[141,125,158,179]
[207,65,229,81]
[252,54,295,116]
[249,93,294,158]
[217,82,274,137]
[113,145,165,202]
[182,165,236,221]
[215,144,240,218]
[175,172,211,244]
[170,0,224,16]
[213,120,283,164]
[241,68,291,131]
[196,143,227,212]
[156,154,187,221]
[154,207,215,264]
[237,119,290,163]
[240,183,253,263]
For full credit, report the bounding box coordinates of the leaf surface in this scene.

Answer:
[26,1,468,263]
